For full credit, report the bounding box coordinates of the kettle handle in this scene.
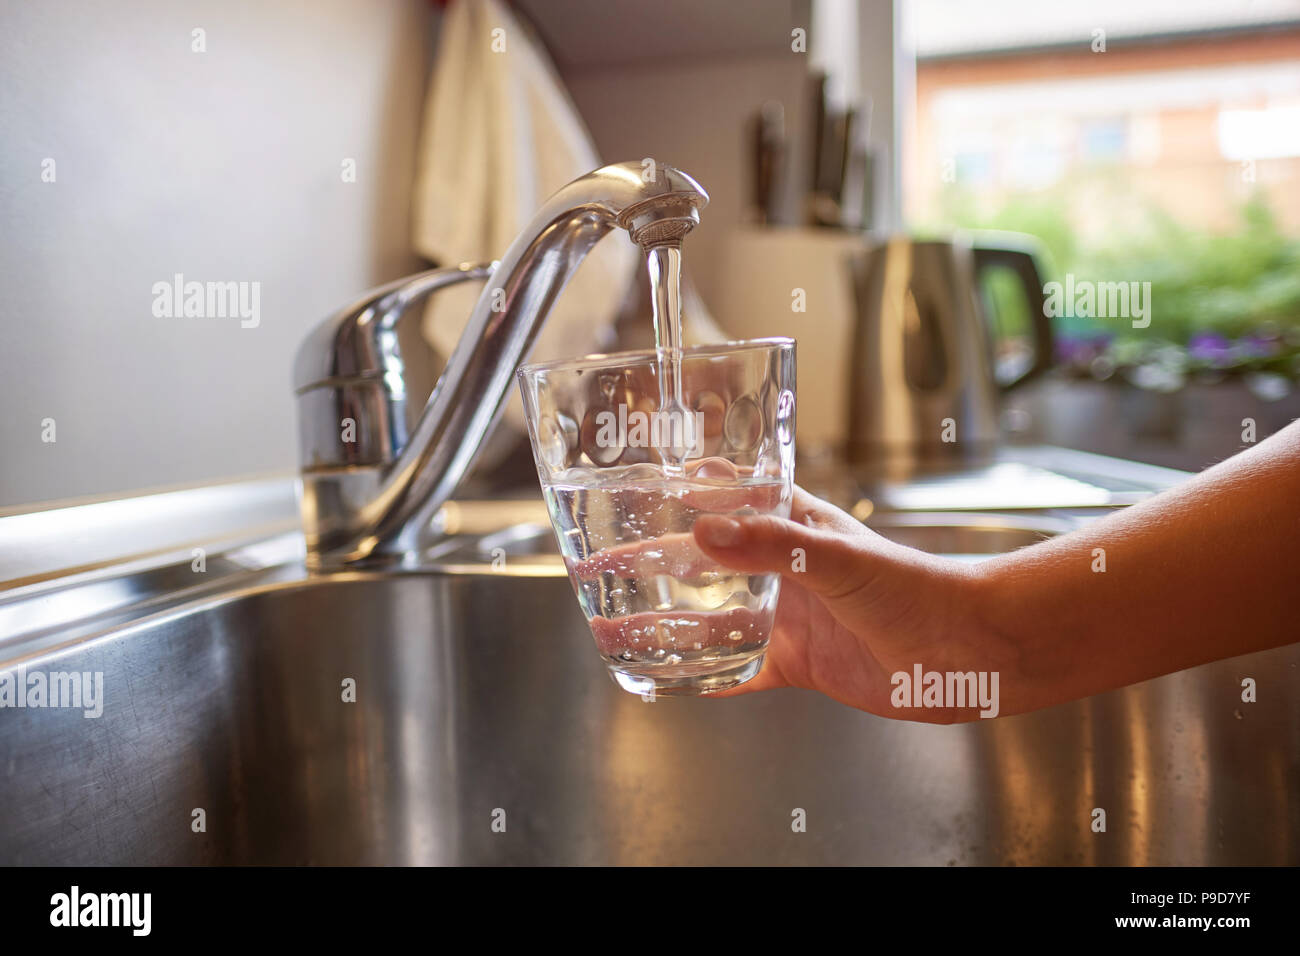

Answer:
[972,242,1054,390]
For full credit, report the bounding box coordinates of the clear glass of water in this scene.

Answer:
[517,338,796,697]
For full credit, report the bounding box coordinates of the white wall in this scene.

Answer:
[0,0,431,508]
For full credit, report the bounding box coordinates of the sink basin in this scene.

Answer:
[866,512,1072,560]
[3,554,1297,865]
[2,455,1294,866]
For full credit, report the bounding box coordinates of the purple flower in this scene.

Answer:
[1056,333,1111,367]
[1187,332,1234,368]
[1237,332,1281,360]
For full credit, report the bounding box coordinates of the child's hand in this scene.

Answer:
[693,418,1300,721]
[693,487,1018,722]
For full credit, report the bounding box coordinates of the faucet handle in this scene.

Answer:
[292,263,493,474]
[292,262,495,397]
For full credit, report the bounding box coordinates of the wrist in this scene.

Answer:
[965,556,1064,718]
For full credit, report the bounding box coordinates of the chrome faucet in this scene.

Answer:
[292,161,709,567]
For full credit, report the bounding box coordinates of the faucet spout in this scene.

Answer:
[296,161,708,566]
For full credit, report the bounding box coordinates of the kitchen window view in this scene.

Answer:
[0,0,1296,929]
[908,0,1300,468]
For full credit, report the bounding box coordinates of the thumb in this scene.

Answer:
[693,512,880,603]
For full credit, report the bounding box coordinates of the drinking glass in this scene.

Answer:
[517,338,796,697]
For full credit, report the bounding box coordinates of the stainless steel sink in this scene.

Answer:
[866,512,1072,560]
[3,490,1297,864]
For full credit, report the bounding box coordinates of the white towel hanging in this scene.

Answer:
[411,0,638,437]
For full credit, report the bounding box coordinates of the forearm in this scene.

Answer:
[977,421,1300,715]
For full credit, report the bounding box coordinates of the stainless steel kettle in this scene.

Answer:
[845,234,1052,464]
